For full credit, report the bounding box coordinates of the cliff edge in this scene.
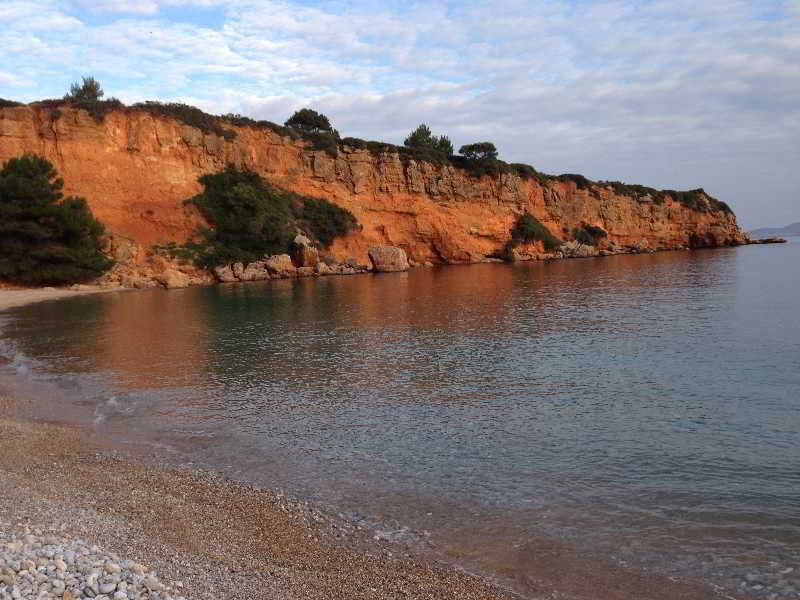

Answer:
[0,104,747,273]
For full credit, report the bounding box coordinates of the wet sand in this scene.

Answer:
[0,285,118,312]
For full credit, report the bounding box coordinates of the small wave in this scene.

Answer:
[92,395,137,425]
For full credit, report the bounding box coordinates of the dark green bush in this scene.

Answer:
[285,108,334,134]
[556,173,593,190]
[508,213,562,252]
[459,142,498,162]
[573,224,607,246]
[340,137,367,149]
[583,224,607,238]
[0,99,23,108]
[509,163,552,186]
[0,154,113,285]
[573,228,595,245]
[295,195,358,247]
[66,76,104,102]
[133,101,236,140]
[182,165,357,268]
[72,98,124,123]
[450,155,505,178]
[404,124,453,156]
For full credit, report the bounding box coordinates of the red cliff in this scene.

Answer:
[0,104,747,273]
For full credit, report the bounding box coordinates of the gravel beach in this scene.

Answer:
[0,395,517,600]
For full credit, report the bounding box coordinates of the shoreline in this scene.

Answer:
[0,285,123,313]
[0,276,749,600]
[0,395,517,600]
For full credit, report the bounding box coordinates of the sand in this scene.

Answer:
[0,286,118,312]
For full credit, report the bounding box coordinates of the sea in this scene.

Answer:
[1,238,798,598]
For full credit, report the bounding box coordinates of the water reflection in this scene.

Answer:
[3,244,800,597]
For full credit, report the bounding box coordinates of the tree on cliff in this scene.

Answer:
[0,154,113,285]
[459,142,498,162]
[66,76,104,102]
[183,166,357,268]
[404,124,454,156]
[284,108,335,135]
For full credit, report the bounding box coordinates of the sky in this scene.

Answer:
[1,0,798,229]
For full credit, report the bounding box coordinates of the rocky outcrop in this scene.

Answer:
[265,254,296,277]
[292,235,320,268]
[0,104,748,287]
[368,246,410,272]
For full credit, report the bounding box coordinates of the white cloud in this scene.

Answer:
[1,0,798,227]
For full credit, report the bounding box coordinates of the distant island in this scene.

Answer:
[749,222,800,239]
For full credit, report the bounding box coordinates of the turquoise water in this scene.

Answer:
[2,241,799,597]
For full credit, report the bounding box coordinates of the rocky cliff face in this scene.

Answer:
[0,104,747,273]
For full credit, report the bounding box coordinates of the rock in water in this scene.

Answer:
[368,246,409,272]
[212,265,237,283]
[155,269,191,289]
[265,254,297,277]
[292,235,320,268]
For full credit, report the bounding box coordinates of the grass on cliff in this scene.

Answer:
[171,166,357,268]
[1,96,734,217]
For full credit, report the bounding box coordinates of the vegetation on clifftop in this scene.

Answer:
[1,80,735,217]
[0,154,113,285]
[170,166,357,268]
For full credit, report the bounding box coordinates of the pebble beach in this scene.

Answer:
[0,393,516,600]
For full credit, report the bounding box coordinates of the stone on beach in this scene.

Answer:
[0,532,181,600]
[368,246,409,272]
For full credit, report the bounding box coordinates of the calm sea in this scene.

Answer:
[2,239,799,598]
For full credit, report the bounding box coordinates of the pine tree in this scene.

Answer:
[0,154,113,285]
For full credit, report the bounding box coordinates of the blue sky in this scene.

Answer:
[1,0,798,228]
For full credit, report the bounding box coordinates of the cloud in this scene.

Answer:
[1,0,797,227]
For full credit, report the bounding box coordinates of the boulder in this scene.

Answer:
[293,245,319,268]
[232,262,245,278]
[292,235,320,267]
[315,262,332,275]
[266,254,296,277]
[293,234,313,246]
[297,266,315,277]
[368,246,409,272]
[239,261,270,281]
[213,265,237,283]
[156,269,191,289]
[561,240,597,258]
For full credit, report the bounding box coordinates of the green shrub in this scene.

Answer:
[584,224,607,238]
[133,101,236,140]
[556,173,593,190]
[285,108,334,134]
[66,76,104,102]
[0,154,113,285]
[295,195,358,247]
[508,213,562,252]
[459,142,498,162]
[509,163,553,186]
[404,124,453,156]
[340,137,367,150]
[0,99,23,108]
[71,98,124,123]
[182,165,357,268]
[572,224,607,246]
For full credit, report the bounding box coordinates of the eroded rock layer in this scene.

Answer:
[0,105,747,269]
